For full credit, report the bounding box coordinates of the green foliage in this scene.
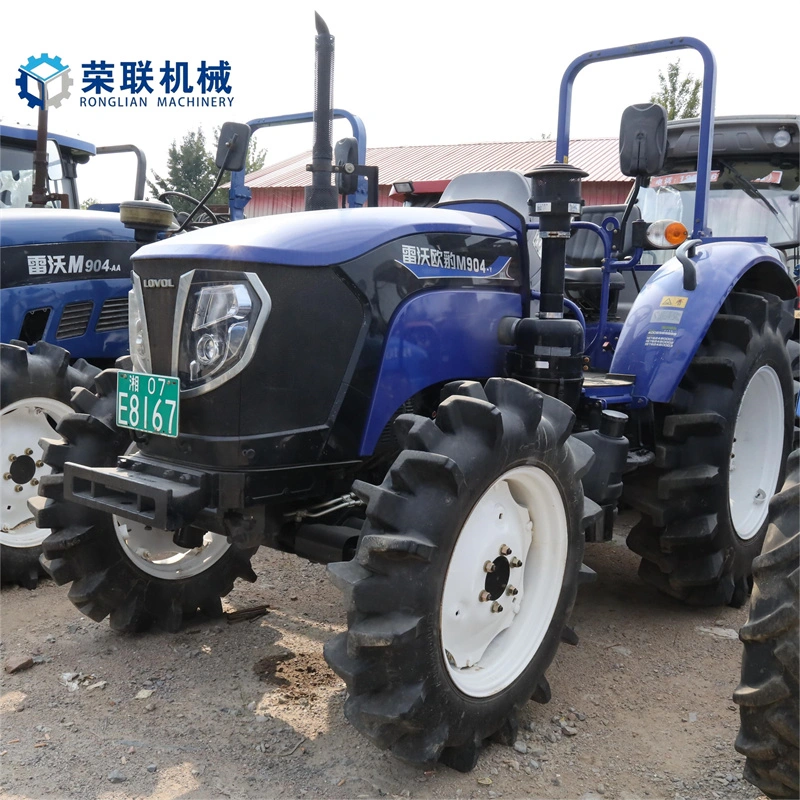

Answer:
[80,197,99,210]
[147,127,268,212]
[651,59,702,121]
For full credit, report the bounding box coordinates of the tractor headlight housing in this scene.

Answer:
[633,219,689,250]
[174,271,271,397]
[128,274,152,374]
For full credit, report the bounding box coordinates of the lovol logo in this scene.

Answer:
[143,278,174,288]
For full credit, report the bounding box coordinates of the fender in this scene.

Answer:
[360,289,522,455]
[610,240,794,403]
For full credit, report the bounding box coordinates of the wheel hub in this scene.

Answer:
[9,454,36,485]
[440,466,569,697]
[483,555,511,600]
[113,516,231,580]
[729,365,784,540]
[1,397,70,547]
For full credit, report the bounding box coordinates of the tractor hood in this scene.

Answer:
[131,206,518,267]
[0,208,136,247]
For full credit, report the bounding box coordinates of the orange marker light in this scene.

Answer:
[664,221,688,246]
[644,219,689,249]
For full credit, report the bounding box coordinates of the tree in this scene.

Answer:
[651,59,701,121]
[147,127,267,212]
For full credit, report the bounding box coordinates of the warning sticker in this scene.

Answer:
[660,296,688,309]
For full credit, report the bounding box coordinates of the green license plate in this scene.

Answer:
[117,371,180,437]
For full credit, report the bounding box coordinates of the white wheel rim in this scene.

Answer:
[113,516,231,580]
[111,445,231,580]
[1,397,71,548]
[440,466,568,698]
[729,365,784,540]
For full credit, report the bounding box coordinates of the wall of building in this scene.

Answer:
[244,182,630,217]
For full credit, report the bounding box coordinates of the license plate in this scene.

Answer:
[116,371,180,437]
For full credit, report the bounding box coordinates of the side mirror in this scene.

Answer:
[215,122,251,172]
[46,139,63,181]
[334,137,359,195]
[619,104,667,178]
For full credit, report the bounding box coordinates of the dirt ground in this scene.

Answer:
[0,512,768,800]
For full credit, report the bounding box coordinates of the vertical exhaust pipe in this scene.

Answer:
[304,13,339,211]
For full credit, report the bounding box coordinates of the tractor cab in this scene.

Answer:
[0,123,147,210]
[0,124,92,210]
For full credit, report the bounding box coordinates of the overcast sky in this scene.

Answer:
[2,0,797,203]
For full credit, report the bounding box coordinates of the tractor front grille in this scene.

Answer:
[96,296,129,331]
[56,302,93,339]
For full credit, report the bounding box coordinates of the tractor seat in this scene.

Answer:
[437,170,542,287]
[437,170,533,222]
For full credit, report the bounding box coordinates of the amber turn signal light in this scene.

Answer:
[644,219,689,249]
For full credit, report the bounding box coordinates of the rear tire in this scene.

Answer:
[0,342,99,589]
[33,369,258,632]
[324,379,597,769]
[623,289,794,606]
[734,449,799,798]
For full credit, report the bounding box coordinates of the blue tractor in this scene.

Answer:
[1,102,370,589]
[31,24,797,771]
[0,122,146,587]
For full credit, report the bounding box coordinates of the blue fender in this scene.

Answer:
[360,289,522,455]
[610,241,793,403]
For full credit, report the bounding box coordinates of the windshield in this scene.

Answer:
[636,159,800,265]
[0,143,35,208]
[0,140,78,209]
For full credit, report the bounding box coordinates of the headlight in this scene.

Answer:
[128,274,152,373]
[772,128,792,148]
[174,272,271,397]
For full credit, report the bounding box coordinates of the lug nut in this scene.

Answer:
[491,601,504,613]
[500,544,512,555]
[510,557,523,568]
[479,590,491,602]
[506,585,518,596]
[3,473,10,481]
[24,448,33,456]
[14,485,23,493]
[8,454,16,462]
[483,560,496,573]
[30,479,39,486]
[36,461,44,467]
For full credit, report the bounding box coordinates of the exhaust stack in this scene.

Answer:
[304,13,339,211]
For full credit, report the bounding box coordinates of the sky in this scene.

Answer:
[1,0,797,204]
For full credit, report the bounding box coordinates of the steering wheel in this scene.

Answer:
[157,191,219,227]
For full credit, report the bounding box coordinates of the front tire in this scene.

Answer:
[733,450,799,799]
[324,379,596,769]
[32,369,258,632]
[0,342,99,589]
[624,289,794,606]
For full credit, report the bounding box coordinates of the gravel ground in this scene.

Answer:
[0,512,768,800]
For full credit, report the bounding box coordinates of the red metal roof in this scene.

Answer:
[243,138,627,188]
